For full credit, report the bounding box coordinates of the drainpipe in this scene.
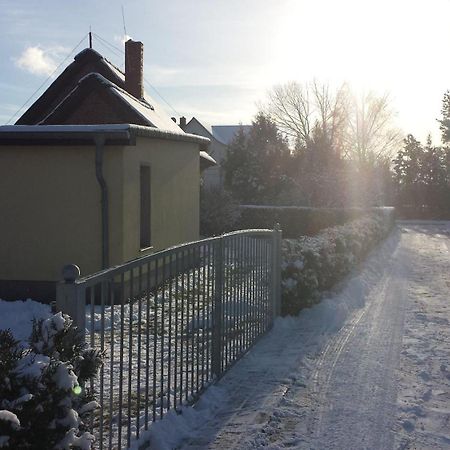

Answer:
[94,135,109,269]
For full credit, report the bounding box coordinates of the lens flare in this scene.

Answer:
[73,385,82,395]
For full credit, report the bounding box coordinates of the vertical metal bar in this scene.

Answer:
[196,245,201,393]
[272,224,282,320]
[256,238,261,337]
[127,269,134,448]
[229,237,234,363]
[264,238,269,331]
[232,236,237,361]
[226,237,231,366]
[89,287,95,431]
[174,251,179,410]
[185,249,191,401]
[160,257,166,419]
[238,235,243,356]
[212,238,224,378]
[108,279,115,450]
[99,282,105,450]
[185,249,190,402]
[209,243,215,380]
[145,262,151,429]
[136,265,143,439]
[258,238,263,337]
[209,242,213,379]
[201,244,206,389]
[223,237,228,370]
[90,287,95,348]
[253,237,256,342]
[152,260,158,422]
[170,252,178,409]
[205,243,211,382]
[168,253,173,411]
[180,250,185,406]
[245,236,250,351]
[251,237,256,344]
[117,273,125,447]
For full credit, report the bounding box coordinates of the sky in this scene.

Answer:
[1,0,450,143]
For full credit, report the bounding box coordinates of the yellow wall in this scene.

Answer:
[0,137,199,282]
[122,137,199,261]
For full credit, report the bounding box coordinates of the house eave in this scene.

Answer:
[0,124,210,148]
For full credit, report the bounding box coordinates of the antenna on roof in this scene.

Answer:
[121,5,128,40]
[89,27,93,49]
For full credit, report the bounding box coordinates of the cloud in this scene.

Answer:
[14,46,67,77]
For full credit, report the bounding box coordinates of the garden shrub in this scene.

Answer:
[200,185,241,236]
[236,205,391,238]
[281,209,395,315]
[0,313,103,449]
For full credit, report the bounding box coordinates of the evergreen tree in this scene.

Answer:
[223,113,292,204]
[393,134,450,215]
[0,313,103,449]
[438,91,450,143]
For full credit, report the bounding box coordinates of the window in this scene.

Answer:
[140,165,151,249]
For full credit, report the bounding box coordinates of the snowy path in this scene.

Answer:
[141,222,450,450]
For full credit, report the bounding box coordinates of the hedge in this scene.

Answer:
[281,209,395,315]
[236,205,393,238]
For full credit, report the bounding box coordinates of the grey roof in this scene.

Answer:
[185,117,251,145]
[211,125,251,145]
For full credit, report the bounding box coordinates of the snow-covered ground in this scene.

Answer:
[1,222,448,450]
[134,222,450,450]
[0,299,51,343]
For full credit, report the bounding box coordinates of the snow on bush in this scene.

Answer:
[281,210,395,315]
[0,312,103,449]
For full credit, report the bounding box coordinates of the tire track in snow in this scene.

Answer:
[177,230,405,450]
[305,243,407,450]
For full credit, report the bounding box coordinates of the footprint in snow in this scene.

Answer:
[401,419,415,432]
[422,388,432,401]
[418,370,431,382]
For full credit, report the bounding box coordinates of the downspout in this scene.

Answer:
[94,135,109,269]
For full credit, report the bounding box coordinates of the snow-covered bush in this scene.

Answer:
[281,210,395,315]
[0,313,103,449]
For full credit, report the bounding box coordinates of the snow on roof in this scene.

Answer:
[36,72,183,134]
[102,57,125,82]
[0,124,131,133]
[199,150,217,166]
[111,85,182,133]
[186,118,251,145]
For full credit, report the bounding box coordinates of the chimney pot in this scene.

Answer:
[125,39,144,100]
[180,116,187,129]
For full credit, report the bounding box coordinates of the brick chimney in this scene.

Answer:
[125,39,144,100]
[180,116,187,129]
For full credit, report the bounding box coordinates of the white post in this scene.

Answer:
[55,264,86,338]
[272,224,282,318]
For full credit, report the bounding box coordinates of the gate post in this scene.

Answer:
[272,224,282,318]
[56,264,86,339]
[212,237,224,378]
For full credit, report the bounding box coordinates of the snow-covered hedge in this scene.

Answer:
[237,205,391,238]
[0,313,103,449]
[281,210,395,315]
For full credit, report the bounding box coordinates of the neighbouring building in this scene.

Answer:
[181,117,251,187]
[0,40,213,301]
